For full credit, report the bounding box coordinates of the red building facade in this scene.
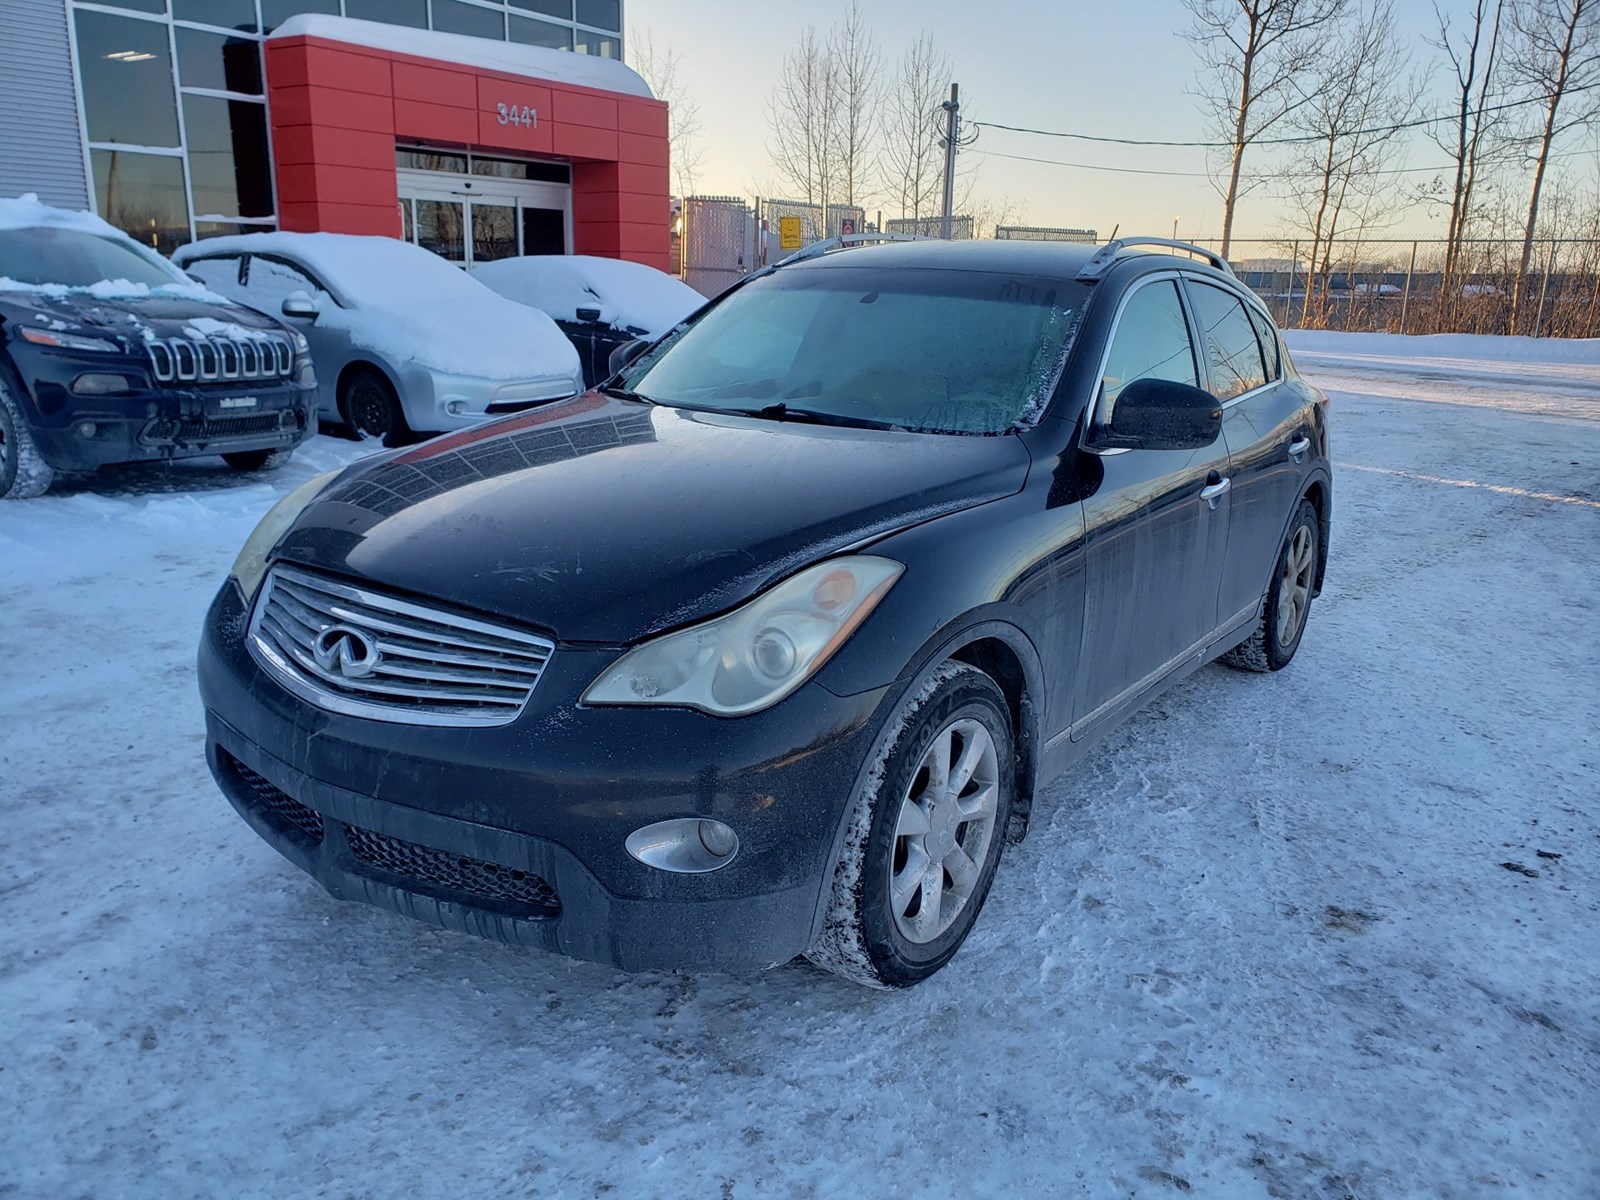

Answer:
[263,28,670,271]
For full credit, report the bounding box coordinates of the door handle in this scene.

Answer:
[1289,436,1311,460]
[1199,476,1231,508]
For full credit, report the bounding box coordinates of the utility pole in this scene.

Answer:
[939,83,960,241]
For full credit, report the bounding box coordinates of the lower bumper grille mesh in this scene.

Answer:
[342,823,561,916]
[226,752,325,843]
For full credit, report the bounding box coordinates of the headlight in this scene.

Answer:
[582,556,904,716]
[18,326,120,353]
[288,330,310,355]
[229,469,340,602]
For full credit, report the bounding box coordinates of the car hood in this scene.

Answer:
[0,289,288,347]
[273,393,1032,644]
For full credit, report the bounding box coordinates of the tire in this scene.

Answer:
[808,661,1015,989]
[222,448,294,472]
[0,376,55,499]
[339,369,410,447]
[1222,498,1320,673]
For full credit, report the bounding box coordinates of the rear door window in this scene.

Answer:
[1246,304,1281,381]
[1095,278,1200,429]
[1187,280,1267,401]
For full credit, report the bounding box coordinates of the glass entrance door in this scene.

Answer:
[398,171,572,267]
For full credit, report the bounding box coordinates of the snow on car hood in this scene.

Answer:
[175,231,581,381]
[473,255,704,337]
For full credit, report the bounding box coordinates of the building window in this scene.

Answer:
[574,28,618,58]
[345,0,428,28]
[509,14,572,49]
[260,0,339,34]
[576,0,619,32]
[90,149,189,256]
[175,27,263,94]
[99,0,166,13]
[511,0,572,17]
[172,0,256,33]
[183,96,273,218]
[397,147,470,173]
[74,9,180,147]
[431,0,507,39]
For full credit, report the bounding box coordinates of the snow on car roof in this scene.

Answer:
[269,15,654,99]
[473,255,703,337]
[0,193,225,302]
[174,230,580,381]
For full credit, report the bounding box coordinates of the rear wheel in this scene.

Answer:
[808,662,1014,988]
[0,377,54,499]
[339,369,410,446]
[1222,498,1319,672]
[222,448,294,472]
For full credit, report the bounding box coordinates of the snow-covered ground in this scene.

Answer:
[2,336,1597,1199]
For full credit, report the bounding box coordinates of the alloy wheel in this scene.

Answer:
[1276,525,1316,647]
[889,718,1000,944]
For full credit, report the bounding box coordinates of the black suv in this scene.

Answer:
[0,201,316,499]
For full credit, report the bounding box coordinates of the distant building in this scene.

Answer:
[0,1,668,270]
[993,225,1098,243]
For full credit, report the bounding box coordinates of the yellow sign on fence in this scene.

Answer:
[778,216,803,250]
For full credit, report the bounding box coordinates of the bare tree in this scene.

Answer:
[766,26,843,235]
[1281,0,1422,323]
[1430,0,1510,294]
[628,28,706,198]
[1504,0,1600,330]
[828,1,882,208]
[1182,0,1349,257]
[879,32,950,222]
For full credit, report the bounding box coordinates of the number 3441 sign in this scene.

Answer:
[495,102,538,128]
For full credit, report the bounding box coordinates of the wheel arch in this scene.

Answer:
[1297,469,1332,594]
[334,358,402,422]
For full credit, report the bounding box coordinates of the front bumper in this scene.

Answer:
[400,368,583,431]
[28,383,313,470]
[198,580,894,971]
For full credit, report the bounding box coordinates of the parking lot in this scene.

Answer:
[2,335,1596,1198]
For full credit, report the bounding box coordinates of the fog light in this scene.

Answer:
[77,421,98,438]
[625,817,740,873]
[698,819,737,858]
[72,373,128,395]
[445,399,467,415]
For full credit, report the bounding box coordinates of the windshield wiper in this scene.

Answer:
[599,384,659,405]
[749,402,899,431]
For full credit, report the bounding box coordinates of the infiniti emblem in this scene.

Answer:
[312,624,381,679]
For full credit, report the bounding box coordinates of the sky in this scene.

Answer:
[628,0,1600,245]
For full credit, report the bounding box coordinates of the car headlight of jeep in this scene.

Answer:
[230,469,340,602]
[582,556,904,716]
[18,326,120,353]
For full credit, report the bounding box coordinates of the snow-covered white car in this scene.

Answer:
[473,254,703,387]
[174,233,583,443]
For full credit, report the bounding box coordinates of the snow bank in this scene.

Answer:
[175,232,580,380]
[1284,329,1600,365]
[473,255,702,336]
[269,15,654,98]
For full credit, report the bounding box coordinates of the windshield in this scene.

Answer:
[620,265,1085,434]
[0,226,184,289]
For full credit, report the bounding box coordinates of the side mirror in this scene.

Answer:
[281,291,319,321]
[1106,378,1222,451]
[575,305,603,323]
[607,337,649,377]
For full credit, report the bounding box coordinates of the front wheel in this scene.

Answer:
[808,661,1014,988]
[1222,498,1320,672]
[339,369,410,447]
[0,377,54,499]
[222,448,293,472]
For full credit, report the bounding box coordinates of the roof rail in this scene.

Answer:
[1076,237,1235,282]
[774,232,923,268]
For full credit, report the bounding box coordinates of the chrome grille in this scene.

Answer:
[247,565,554,727]
[146,332,292,384]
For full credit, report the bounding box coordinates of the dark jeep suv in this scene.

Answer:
[0,199,316,499]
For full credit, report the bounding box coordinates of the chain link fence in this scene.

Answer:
[1196,238,1600,339]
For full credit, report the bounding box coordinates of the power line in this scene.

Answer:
[973,143,1598,180]
[970,81,1600,150]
